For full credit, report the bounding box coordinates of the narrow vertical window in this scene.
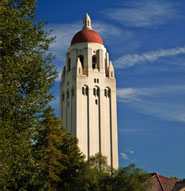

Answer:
[93,88,96,96]
[72,88,74,97]
[97,79,99,83]
[78,55,84,69]
[104,89,107,97]
[68,58,71,71]
[97,88,100,97]
[92,55,97,69]
[82,87,85,95]
[108,89,111,97]
[86,87,88,96]
[67,91,69,99]
[94,79,96,83]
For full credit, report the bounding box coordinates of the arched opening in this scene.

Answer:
[71,88,74,97]
[67,90,69,99]
[92,55,98,69]
[85,86,88,96]
[97,87,100,96]
[78,55,84,69]
[93,86,100,97]
[104,89,107,97]
[108,88,111,97]
[62,93,65,101]
[82,87,85,95]
[93,88,96,96]
[68,58,71,72]
[105,87,111,98]
[82,85,89,96]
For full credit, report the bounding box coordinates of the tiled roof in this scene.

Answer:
[148,173,177,191]
[71,29,104,45]
[173,182,185,191]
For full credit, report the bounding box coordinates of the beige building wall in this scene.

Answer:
[60,18,119,169]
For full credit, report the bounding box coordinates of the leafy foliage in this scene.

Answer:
[32,106,65,191]
[0,0,56,190]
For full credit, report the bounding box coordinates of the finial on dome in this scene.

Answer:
[82,13,92,30]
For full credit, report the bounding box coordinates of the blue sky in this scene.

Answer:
[36,0,185,178]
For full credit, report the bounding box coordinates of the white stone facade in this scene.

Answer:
[60,14,118,169]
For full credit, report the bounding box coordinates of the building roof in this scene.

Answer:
[71,29,104,45]
[173,182,185,191]
[71,13,104,46]
[148,173,177,191]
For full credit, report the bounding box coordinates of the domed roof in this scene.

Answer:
[71,29,103,45]
[71,13,104,46]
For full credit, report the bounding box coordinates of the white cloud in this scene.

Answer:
[130,150,134,154]
[120,152,129,160]
[117,85,185,123]
[103,0,181,27]
[117,88,151,102]
[48,22,82,61]
[114,46,185,69]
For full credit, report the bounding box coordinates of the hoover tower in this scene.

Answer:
[60,14,118,168]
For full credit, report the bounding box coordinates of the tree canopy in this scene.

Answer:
[0,0,56,189]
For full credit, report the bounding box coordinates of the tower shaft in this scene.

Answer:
[60,15,118,169]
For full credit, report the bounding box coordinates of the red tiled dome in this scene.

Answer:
[71,29,104,45]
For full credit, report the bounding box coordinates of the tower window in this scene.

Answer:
[72,88,74,97]
[95,99,98,105]
[92,55,98,69]
[62,93,65,101]
[86,87,88,96]
[93,88,96,96]
[94,79,96,83]
[68,58,71,72]
[78,55,84,69]
[97,79,99,83]
[82,87,85,95]
[67,91,69,99]
[93,87,100,97]
[97,88,100,97]
[104,89,107,97]
[108,89,111,97]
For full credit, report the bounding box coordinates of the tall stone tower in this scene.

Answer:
[60,14,118,169]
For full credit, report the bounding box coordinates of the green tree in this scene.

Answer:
[68,153,111,191]
[32,106,85,191]
[32,106,66,191]
[57,131,85,191]
[105,164,151,191]
[0,0,56,190]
